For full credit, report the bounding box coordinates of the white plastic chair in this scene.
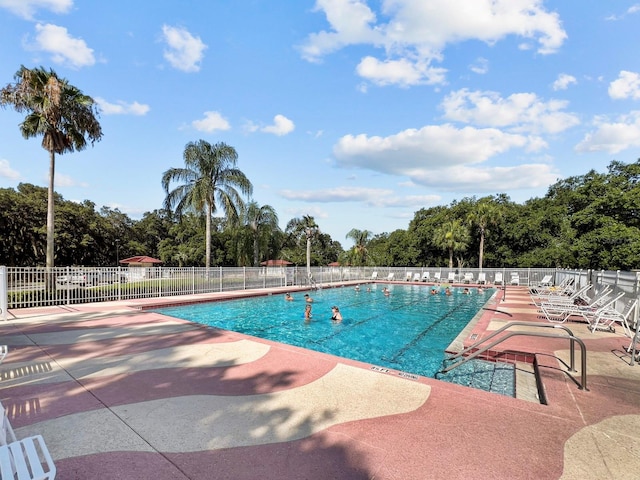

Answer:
[0,403,56,480]
[0,435,56,480]
[405,272,413,281]
[477,272,486,284]
[0,345,7,364]
[412,273,421,282]
[421,272,430,282]
[494,272,503,285]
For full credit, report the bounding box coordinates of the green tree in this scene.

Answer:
[285,215,319,274]
[1,65,103,267]
[433,219,470,268]
[162,140,252,268]
[245,201,279,267]
[467,198,502,270]
[345,228,373,266]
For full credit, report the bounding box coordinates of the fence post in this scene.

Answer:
[0,266,7,321]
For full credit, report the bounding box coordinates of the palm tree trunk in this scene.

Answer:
[205,202,212,268]
[46,150,56,268]
[479,230,485,270]
[253,233,259,267]
[306,237,311,277]
[448,249,454,269]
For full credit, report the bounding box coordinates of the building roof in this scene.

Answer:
[260,259,292,266]
[119,256,163,265]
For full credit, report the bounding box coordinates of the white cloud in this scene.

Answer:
[0,159,20,180]
[609,71,640,100]
[95,97,150,115]
[356,56,446,87]
[552,73,577,91]
[279,186,440,208]
[192,111,230,132]
[410,163,559,191]
[301,0,567,86]
[440,88,580,134]
[333,124,532,174]
[469,57,489,75]
[575,111,640,154]
[54,173,88,188]
[262,114,295,136]
[32,23,95,68]
[0,0,72,20]
[161,25,207,72]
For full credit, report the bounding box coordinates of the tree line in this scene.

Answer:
[1,159,639,270]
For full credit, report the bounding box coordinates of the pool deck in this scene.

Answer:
[1,283,639,479]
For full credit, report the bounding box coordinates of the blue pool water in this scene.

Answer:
[154,283,496,379]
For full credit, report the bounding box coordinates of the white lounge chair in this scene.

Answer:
[412,273,421,282]
[463,273,474,284]
[590,298,637,336]
[0,403,56,480]
[537,274,553,287]
[446,272,455,283]
[510,272,520,285]
[477,272,486,285]
[542,291,623,324]
[433,272,441,283]
[494,272,503,285]
[421,272,430,282]
[0,346,7,364]
[386,273,395,281]
[371,271,378,281]
[405,272,413,281]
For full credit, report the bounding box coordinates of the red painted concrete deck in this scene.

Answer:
[1,285,639,479]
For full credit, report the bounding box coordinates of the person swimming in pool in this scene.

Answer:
[304,303,312,322]
[304,293,313,303]
[285,293,294,301]
[330,305,343,323]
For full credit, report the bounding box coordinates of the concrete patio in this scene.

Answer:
[1,285,639,479]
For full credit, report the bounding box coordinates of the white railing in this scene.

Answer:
[3,265,640,311]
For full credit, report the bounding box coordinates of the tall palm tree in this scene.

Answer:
[245,201,279,267]
[467,200,502,270]
[286,215,319,275]
[162,140,252,268]
[433,219,470,268]
[1,65,103,268]
[345,228,372,266]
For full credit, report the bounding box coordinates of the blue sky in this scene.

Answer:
[1,1,640,248]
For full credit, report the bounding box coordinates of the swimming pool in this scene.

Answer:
[153,283,496,378]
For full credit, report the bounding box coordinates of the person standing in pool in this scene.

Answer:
[304,303,312,322]
[304,293,313,303]
[331,306,343,323]
[285,293,294,301]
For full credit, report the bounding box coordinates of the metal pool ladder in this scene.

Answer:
[441,321,588,391]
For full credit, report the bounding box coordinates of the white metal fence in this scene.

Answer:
[3,265,640,310]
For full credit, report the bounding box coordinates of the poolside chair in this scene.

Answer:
[463,273,474,284]
[0,345,7,364]
[477,272,486,285]
[0,435,56,480]
[412,273,421,282]
[421,272,430,282]
[510,272,520,285]
[531,284,594,308]
[371,271,378,281]
[385,273,395,281]
[405,272,413,281]
[446,272,456,283]
[589,297,638,336]
[494,272,503,285]
[433,272,441,283]
[537,274,553,287]
[541,291,624,324]
[0,403,17,446]
[0,403,56,479]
